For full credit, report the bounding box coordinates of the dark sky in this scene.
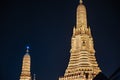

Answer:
[0,0,120,80]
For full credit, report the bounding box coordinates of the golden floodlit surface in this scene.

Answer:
[20,47,31,80]
[59,0,101,80]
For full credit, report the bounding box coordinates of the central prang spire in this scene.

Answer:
[59,0,101,80]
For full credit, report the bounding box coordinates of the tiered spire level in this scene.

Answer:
[59,1,101,80]
[20,46,31,80]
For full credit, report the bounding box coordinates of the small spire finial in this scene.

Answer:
[26,46,30,53]
[33,74,36,80]
[80,0,83,4]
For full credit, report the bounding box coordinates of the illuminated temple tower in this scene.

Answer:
[20,46,31,80]
[59,0,101,80]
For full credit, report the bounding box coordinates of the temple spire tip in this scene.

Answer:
[26,46,30,53]
[80,0,83,4]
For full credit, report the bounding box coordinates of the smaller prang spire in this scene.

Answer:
[20,46,31,80]
[80,0,83,4]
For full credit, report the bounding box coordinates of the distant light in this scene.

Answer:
[26,46,30,50]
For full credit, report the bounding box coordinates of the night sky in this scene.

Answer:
[0,0,120,80]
